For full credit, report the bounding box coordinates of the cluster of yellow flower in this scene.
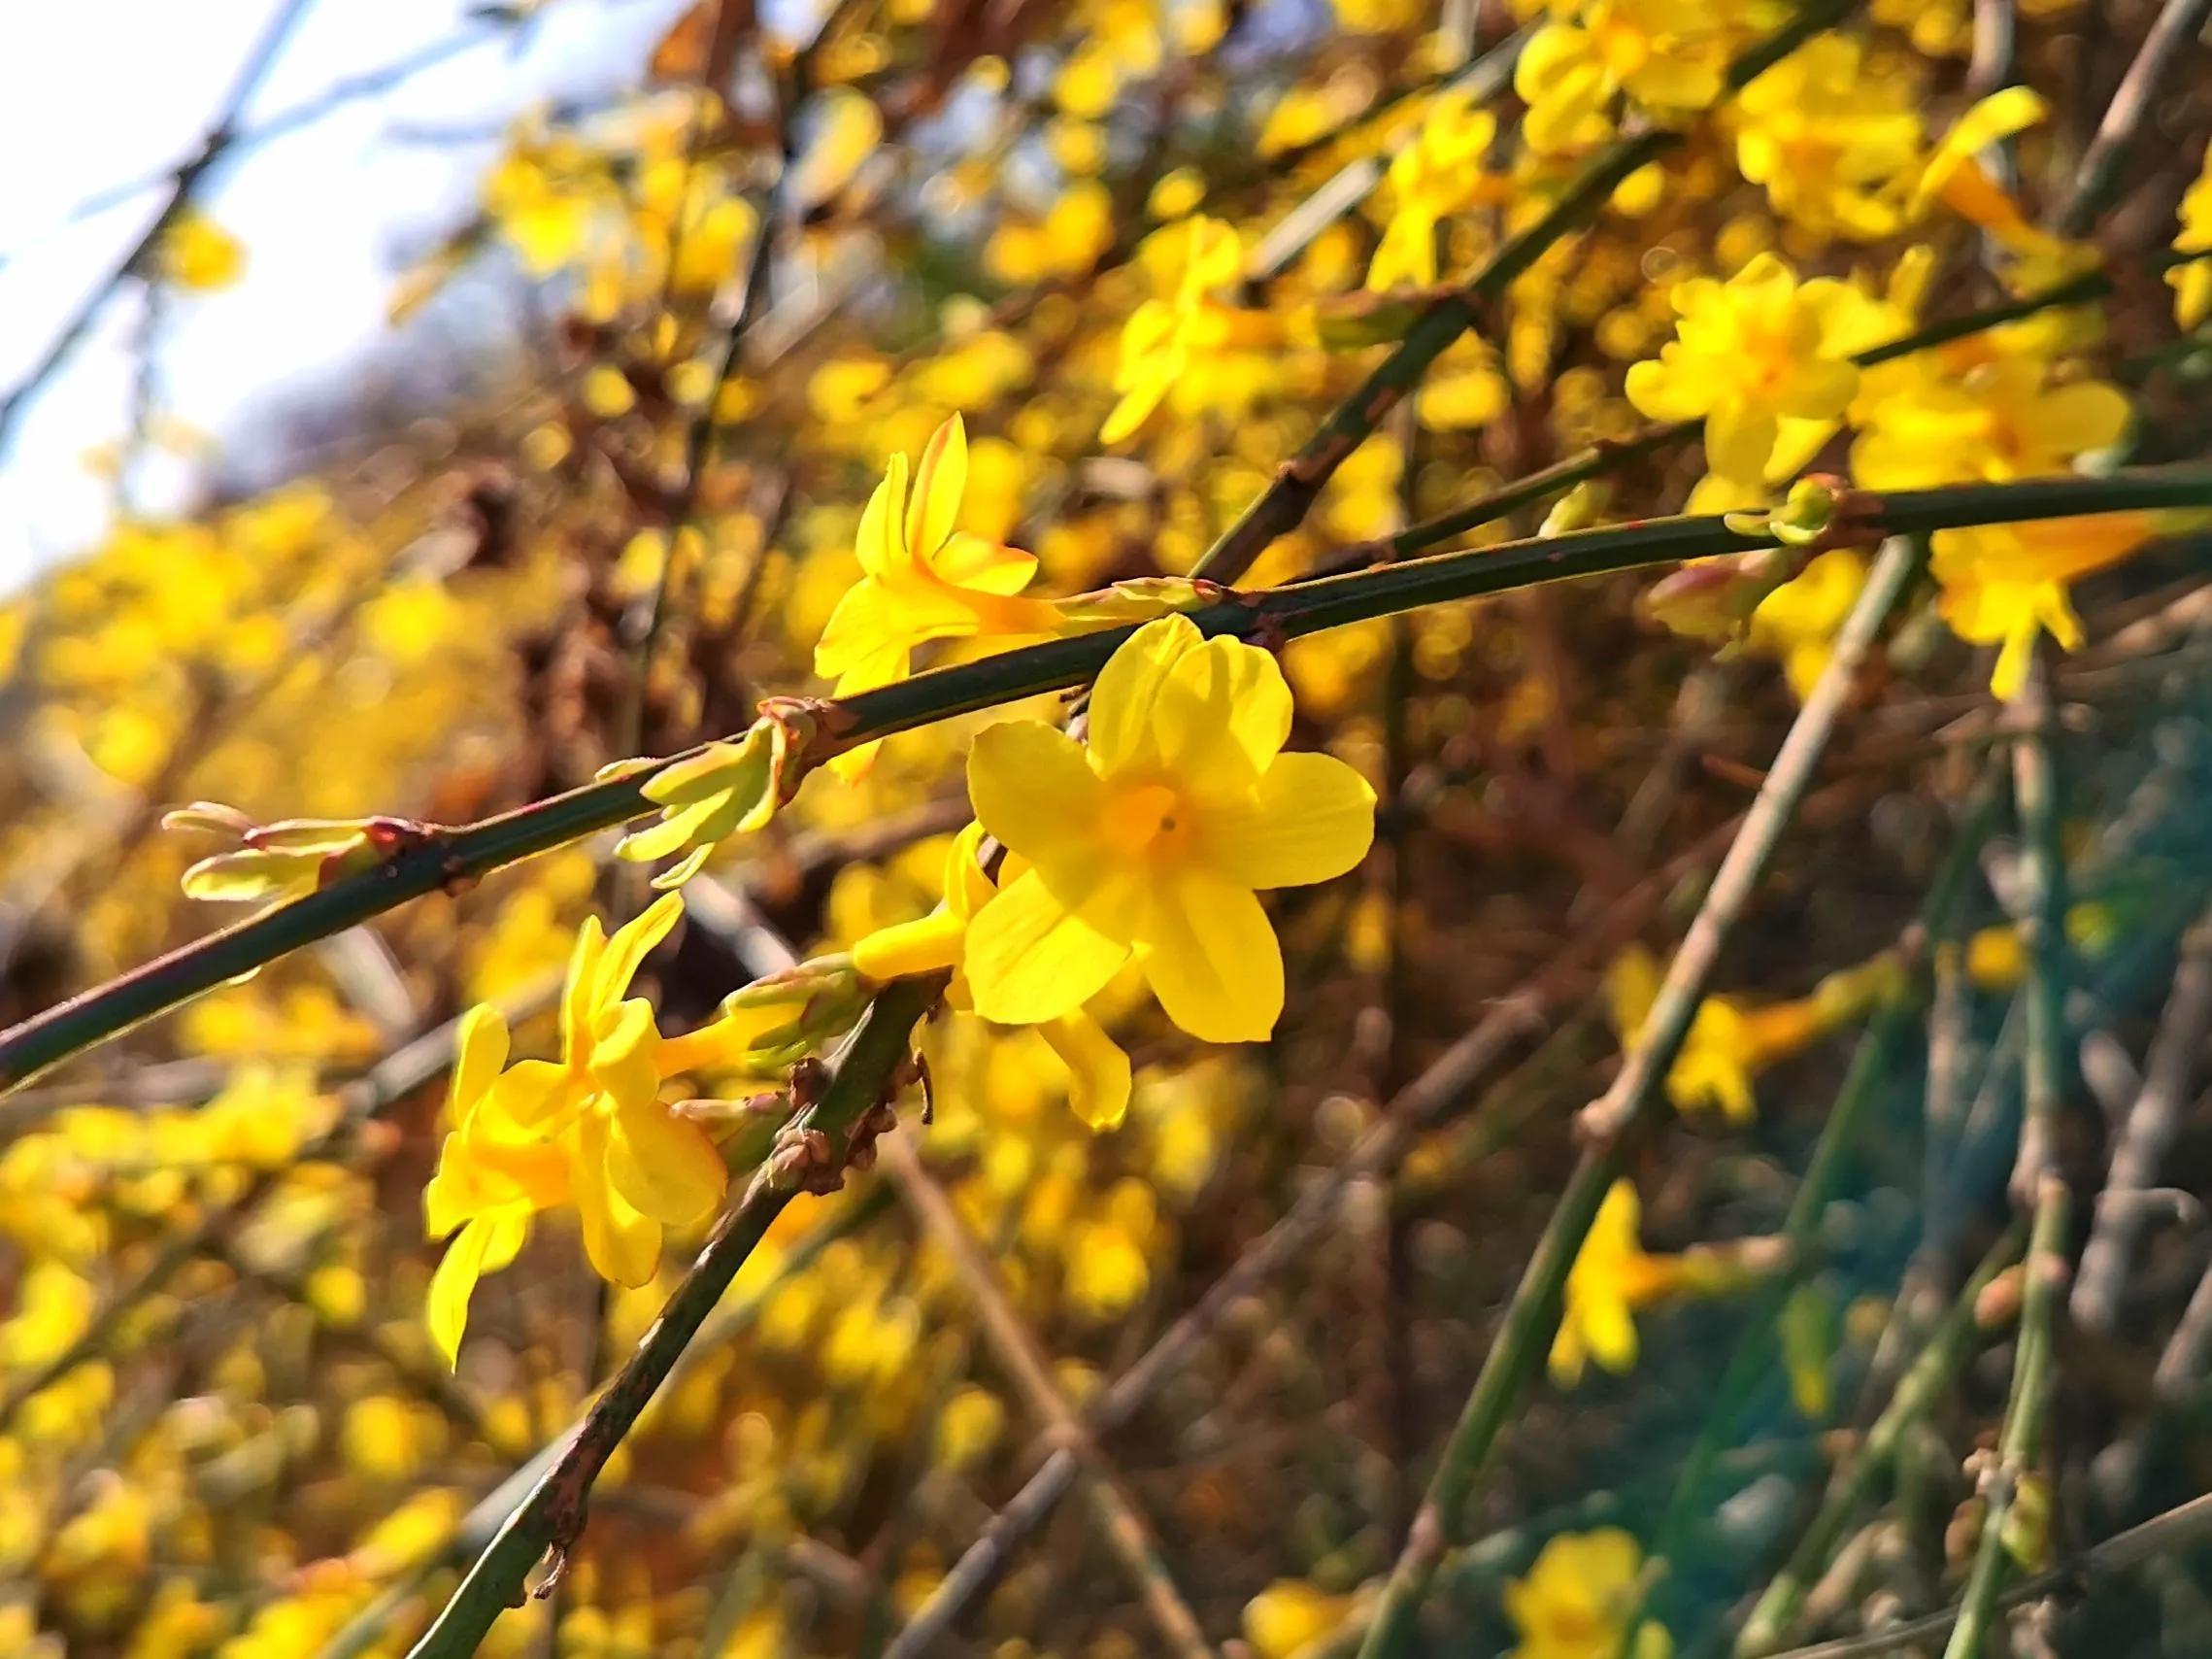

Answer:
[7,0,2212,1652]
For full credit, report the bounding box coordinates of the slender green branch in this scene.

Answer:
[1636,772,2006,1631]
[315,1183,895,1659]
[1763,1489,2212,1658]
[1351,533,1928,1659]
[1735,1229,2026,1655]
[1942,662,2075,1659]
[403,977,936,1659]
[3,466,2206,1096]
[1188,0,1856,585]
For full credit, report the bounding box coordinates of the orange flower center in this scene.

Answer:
[1102,782,1189,858]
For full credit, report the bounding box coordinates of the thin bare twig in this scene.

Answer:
[879,1135,1218,1659]
[0,0,318,452]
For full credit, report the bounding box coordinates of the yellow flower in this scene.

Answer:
[1929,512,2156,698]
[1731,34,1923,241]
[156,210,245,290]
[1515,0,1737,155]
[962,615,1377,1044]
[1101,217,1303,443]
[1625,254,1860,487]
[815,414,1062,778]
[1605,944,1834,1125]
[1852,356,2131,489]
[854,822,1134,1129]
[1243,1578,1360,1659]
[424,895,736,1364]
[1746,547,1869,700]
[1366,89,1503,291]
[1506,1527,1670,1659]
[1551,1180,1685,1384]
[2169,140,2212,331]
[1909,86,2083,276]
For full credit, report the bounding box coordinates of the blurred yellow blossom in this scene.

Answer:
[156,210,245,291]
[1506,1527,1670,1658]
[1626,254,1860,487]
[2170,141,2212,330]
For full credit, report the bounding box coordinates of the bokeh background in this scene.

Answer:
[4,1,2212,1657]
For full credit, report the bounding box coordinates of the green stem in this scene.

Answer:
[1942,664,2075,1659]
[1637,772,2006,1632]
[3,466,2206,1095]
[315,1182,894,1659]
[403,977,935,1659]
[1352,532,1927,1659]
[1735,1229,2028,1656]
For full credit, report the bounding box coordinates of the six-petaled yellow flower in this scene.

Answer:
[962,614,1377,1044]
[1626,254,1860,488]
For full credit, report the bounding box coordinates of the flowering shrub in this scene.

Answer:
[2,3,2212,1657]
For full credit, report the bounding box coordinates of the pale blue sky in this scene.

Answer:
[0,0,691,587]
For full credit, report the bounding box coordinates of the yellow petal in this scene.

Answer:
[855,452,911,579]
[1153,633,1293,794]
[1087,614,1206,775]
[1548,1315,1590,1386]
[1137,866,1283,1043]
[608,1098,727,1226]
[561,918,608,1063]
[1203,753,1376,890]
[1038,1011,1133,1131]
[588,999,663,1108]
[1100,365,1172,445]
[853,907,968,981]
[907,413,967,558]
[931,531,1038,596]
[1705,403,1779,484]
[1625,356,1707,423]
[593,892,685,1008]
[1582,1282,1640,1373]
[2022,380,2130,459]
[965,866,1136,1026]
[967,720,1103,866]
[449,1003,511,1120]
[570,1116,662,1287]
[476,1058,572,1140]
[427,1210,527,1368]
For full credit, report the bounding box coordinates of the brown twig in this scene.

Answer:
[878,1134,1219,1659]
